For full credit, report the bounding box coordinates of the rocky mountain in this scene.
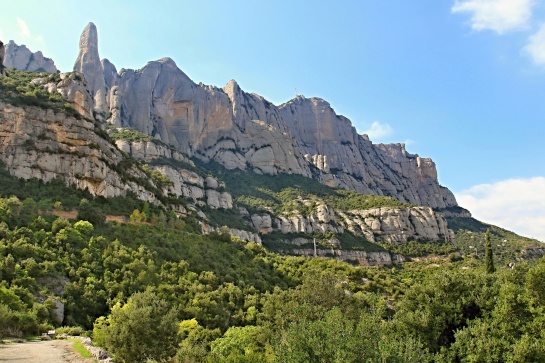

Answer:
[0,98,157,203]
[73,22,458,210]
[1,22,503,265]
[2,40,57,73]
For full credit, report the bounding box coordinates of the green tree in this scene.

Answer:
[77,199,106,226]
[95,289,179,363]
[210,325,270,362]
[130,209,147,223]
[485,229,495,274]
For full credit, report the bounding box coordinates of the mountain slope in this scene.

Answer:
[73,22,458,210]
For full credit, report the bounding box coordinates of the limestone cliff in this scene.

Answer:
[116,138,233,209]
[251,204,453,244]
[0,100,158,203]
[72,23,459,210]
[3,40,57,73]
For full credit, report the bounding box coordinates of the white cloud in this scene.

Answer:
[523,24,545,65]
[16,17,31,38]
[452,0,534,34]
[456,177,545,241]
[11,17,44,49]
[362,121,393,140]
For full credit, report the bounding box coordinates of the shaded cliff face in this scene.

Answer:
[73,23,458,209]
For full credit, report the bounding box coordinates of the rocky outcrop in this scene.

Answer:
[228,228,261,244]
[69,23,459,210]
[3,40,57,73]
[278,97,457,208]
[0,101,159,203]
[251,203,453,244]
[31,72,94,118]
[339,206,454,243]
[251,214,273,234]
[73,23,107,114]
[206,189,233,209]
[115,138,192,165]
[117,141,233,209]
[273,204,343,234]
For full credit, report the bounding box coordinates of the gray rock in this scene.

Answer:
[251,214,273,234]
[49,298,64,325]
[73,23,107,113]
[338,206,454,244]
[56,72,94,118]
[0,101,160,204]
[85,35,458,209]
[3,40,57,73]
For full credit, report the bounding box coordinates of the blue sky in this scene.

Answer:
[1,0,544,240]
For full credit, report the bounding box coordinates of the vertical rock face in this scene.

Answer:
[0,101,159,203]
[73,22,107,114]
[116,57,235,154]
[68,23,459,209]
[3,40,57,73]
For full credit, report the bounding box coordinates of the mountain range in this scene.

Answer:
[0,22,540,265]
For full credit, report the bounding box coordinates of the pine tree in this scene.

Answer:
[485,228,495,273]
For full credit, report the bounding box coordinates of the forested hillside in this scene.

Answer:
[0,66,544,362]
[0,161,545,362]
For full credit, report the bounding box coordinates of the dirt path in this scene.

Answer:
[0,340,92,363]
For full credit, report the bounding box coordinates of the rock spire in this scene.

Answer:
[73,22,107,114]
[70,22,460,210]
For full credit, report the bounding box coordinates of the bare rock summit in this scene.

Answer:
[3,40,57,73]
[73,22,107,114]
[68,23,460,210]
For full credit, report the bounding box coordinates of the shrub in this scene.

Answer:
[94,290,179,363]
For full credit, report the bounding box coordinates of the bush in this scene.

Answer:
[94,290,179,363]
[56,326,86,336]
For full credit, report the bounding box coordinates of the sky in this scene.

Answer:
[1,0,544,241]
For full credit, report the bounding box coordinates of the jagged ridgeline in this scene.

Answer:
[3,21,545,363]
[0,23,542,266]
[73,23,457,209]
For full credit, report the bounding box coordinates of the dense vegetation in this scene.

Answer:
[107,127,159,143]
[1,69,544,362]
[447,217,543,264]
[197,160,411,216]
[0,163,544,361]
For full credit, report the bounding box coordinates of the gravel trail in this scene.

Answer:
[0,340,91,363]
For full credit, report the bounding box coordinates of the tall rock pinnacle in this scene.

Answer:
[73,22,107,114]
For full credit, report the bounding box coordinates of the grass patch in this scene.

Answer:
[69,338,93,358]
